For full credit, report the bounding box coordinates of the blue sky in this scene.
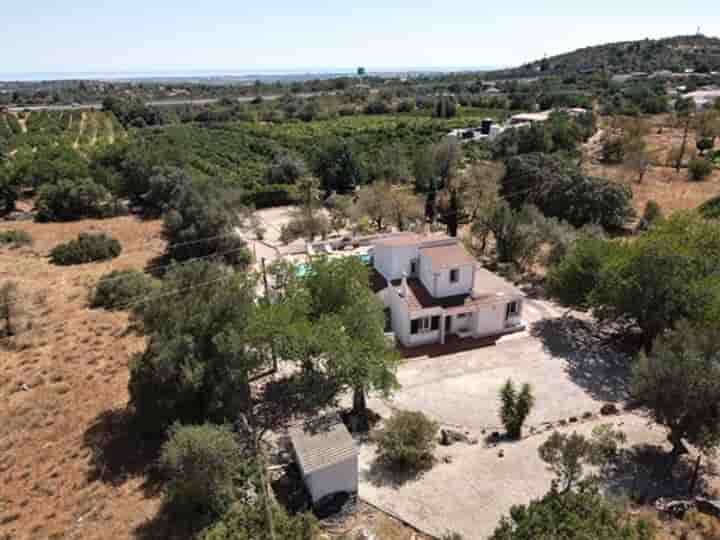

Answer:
[2,1,719,73]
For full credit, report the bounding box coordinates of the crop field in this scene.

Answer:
[0,111,125,153]
[145,112,497,187]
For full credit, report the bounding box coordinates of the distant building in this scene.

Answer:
[683,88,720,109]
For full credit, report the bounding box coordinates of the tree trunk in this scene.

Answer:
[676,117,690,173]
[669,430,688,466]
[352,386,367,416]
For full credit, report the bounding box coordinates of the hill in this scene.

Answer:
[489,34,720,78]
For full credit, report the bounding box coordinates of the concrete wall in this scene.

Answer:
[305,455,358,503]
[417,257,473,298]
[374,244,419,281]
[473,299,523,337]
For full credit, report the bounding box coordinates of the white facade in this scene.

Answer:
[373,234,525,348]
[302,454,358,503]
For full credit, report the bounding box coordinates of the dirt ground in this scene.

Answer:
[0,215,423,540]
[587,115,720,217]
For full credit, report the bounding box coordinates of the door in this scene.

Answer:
[445,315,452,333]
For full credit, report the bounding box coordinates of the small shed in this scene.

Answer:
[289,415,358,504]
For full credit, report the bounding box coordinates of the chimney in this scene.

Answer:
[400,272,408,297]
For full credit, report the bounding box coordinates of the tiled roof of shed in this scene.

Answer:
[289,415,357,476]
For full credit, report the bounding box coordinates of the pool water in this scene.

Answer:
[295,253,372,277]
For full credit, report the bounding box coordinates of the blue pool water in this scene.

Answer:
[295,253,372,277]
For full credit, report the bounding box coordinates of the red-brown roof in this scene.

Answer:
[419,242,476,271]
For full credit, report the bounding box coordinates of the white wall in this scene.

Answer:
[388,287,411,345]
[306,455,358,503]
[418,257,474,298]
[374,244,419,281]
[474,300,524,337]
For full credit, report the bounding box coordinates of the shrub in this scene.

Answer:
[500,379,534,439]
[35,178,112,222]
[90,269,156,310]
[0,229,32,248]
[637,200,662,231]
[688,157,714,181]
[699,195,720,219]
[160,423,250,525]
[198,499,317,540]
[374,410,438,470]
[49,232,121,265]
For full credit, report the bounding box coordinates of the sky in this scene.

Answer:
[2,1,719,75]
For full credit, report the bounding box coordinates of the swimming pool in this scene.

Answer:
[295,253,372,277]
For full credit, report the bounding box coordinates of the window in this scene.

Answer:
[506,301,520,320]
[449,268,460,283]
[410,260,418,276]
[410,316,440,334]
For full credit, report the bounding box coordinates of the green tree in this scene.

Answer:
[538,426,626,492]
[490,482,653,540]
[549,213,720,351]
[632,324,720,462]
[159,423,252,525]
[637,200,662,231]
[198,499,317,540]
[295,257,400,420]
[688,157,713,181]
[502,153,634,230]
[265,154,307,185]
[162,182,251,267]
[280,175,329,242]
[90,269,157,310]
[355,181,395,230]
[500,379,535,439]
[129,262,260,432]
[35,177,112,222]
[474,203,546,269]
[312,138,365,194]
[0,166,17,215]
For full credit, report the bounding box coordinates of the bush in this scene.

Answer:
[35,178,113,222]
[699,195,720,219]
[637,200,662,231]
[90,269,156,310]
[0,229,33,248]
[374,410,438,470]
[198,499,318,540]
[49,232,121,265]
[500,379,534,439]
[160,423,251,525]
[688,157,714,181]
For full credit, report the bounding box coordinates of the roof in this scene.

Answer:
[510,111,551,123]
[420,242,476,271]
[372,232,452,248]
[289,415,357,476]
[393,266,524,313]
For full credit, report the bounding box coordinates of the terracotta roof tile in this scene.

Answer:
[419,243,476,271]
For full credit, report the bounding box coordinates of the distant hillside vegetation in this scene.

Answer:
[489,34,720,78]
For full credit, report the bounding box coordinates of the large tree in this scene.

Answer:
[548,212,720,351]
[501,153,635,230]
[129,261,260,432]
[632,324,720,462]
[162,181,251,267]
[312,138,365,194]
[289,257,400,421]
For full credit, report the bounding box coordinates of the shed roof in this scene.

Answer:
[289,415,357,476]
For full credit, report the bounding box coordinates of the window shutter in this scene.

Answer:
[431,316,440,330]
[411,319,419,334]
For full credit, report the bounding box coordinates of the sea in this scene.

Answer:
[0,67,499,83]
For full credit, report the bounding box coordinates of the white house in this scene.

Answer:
[370,232,525,348]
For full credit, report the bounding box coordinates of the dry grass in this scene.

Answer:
[0,216,164,540]
[586,115,720,217]
[0,215,423,540]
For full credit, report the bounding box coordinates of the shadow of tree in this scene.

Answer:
[133,508,202,540]
[531,316,633,403]
[603,443,718,502]
[82,407,164,496]
[361,455,434,489]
